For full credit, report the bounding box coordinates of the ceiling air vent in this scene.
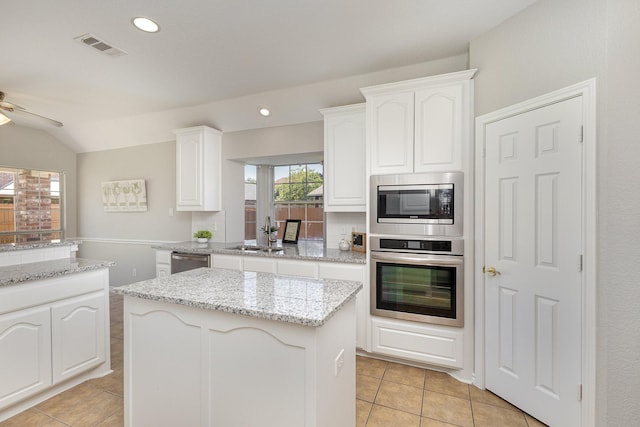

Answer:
[73,33,127,57]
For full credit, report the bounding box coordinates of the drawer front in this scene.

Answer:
[156,250,171,265]
[243,257,276,274]
[318,263,364,281]
[212,255,242,271]
[371,317,463,369]
[276,260,318,278]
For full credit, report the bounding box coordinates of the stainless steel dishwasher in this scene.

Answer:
[170,252,211,274]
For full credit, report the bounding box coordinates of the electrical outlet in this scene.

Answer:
[132,268,137,277]
[168,208,174,217]
[334,348,345,377]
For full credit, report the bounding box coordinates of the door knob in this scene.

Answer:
[483,266,501,277]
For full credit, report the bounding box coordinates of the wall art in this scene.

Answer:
[102,179,147,212]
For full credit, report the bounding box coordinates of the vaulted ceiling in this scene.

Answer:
[1,0,536,152]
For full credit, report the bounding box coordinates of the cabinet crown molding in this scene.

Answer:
[360,69,477,98]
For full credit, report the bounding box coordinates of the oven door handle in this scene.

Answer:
[370,251,463,267]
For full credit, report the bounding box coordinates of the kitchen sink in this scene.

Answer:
[232,245,284,253]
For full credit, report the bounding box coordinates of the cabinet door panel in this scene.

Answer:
[414,84,464,172]
[0,306,52,409]
[369,92,414,174]
[176,132,203,208]
[51,292,106,383]
[323,106,366,211]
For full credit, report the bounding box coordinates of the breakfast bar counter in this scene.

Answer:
[113,267,362,427]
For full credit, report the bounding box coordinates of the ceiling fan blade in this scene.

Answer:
[0,100,26,111]
[8,108,63,127]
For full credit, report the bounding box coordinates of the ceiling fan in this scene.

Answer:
[0,91,63,127]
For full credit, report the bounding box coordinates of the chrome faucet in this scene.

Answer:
[264,215,272,248]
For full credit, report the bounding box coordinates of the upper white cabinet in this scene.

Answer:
[362,69,476,175]
[174,126,222,211]
[320,104,366,212]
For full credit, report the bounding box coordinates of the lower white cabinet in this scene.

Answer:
[371,317,463,369]
[0,269,111,421]
[51,292,106,383]
[211,254,242,270]
[0,306,52,410]
[155,250,171,278]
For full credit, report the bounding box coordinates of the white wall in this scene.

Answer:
[470,0,640,425]
[0,125,78,237]
[77,141,192,285]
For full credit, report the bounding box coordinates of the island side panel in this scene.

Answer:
[123,295,357,427]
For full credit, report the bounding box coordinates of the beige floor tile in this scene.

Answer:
[525,413,549,426]
[88,368,124,397]
[420,417,460,427]
[0,409,66,426]
[110,337,124,371]
[469,386,522,411]
[94,403,124,427]
[422,391,473,427]
[357,374,381,402]
[35,382,122,426]
[424,369,470,400]
[367,404,421,427]
[472,401,528,427]
[375,380,423,415]
[356,355,387,379]
[383,361,426,388]
[356,399,372,426]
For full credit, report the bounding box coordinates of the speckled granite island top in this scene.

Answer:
[112,267,362,327]
[0,258,115,287]
[152,240,366,264]
[0,240,81,253]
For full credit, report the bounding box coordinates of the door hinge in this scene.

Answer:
[578,384,583,401]
[579,125,584,143]
[579,254,583,272]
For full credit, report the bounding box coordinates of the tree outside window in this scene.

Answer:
[273,164,323,240]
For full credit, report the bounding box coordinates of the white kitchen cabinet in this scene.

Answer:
[211,254,243,270]
[362,69,476,175]
[320,104,366,212]
[0,306,52,410]
[243,256,276,273]
[0,269,111,421]
[174,125,222,211]
[51,291,106,383]
[276,259,318,278]
[155,250,171,278]
[371,317,463,369]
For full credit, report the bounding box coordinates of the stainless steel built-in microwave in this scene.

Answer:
[370,172,463,237]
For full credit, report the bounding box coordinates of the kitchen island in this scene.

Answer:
[113,267,362,427]
[0,257,114,422]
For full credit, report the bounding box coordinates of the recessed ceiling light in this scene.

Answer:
[132,17,160,33]
[258,107,270,117]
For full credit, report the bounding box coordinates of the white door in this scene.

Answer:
[484,96,583,426]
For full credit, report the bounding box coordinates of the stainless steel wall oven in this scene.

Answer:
[370,236,463,327]
[370,172,463,237]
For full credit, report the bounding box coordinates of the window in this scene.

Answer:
[273,163,323,241]
[0,168,64,244]
[244,165,257,240]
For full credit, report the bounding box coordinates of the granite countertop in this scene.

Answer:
[152,240,366,264]
[0,240,81,253]
[0,258,115,287]
[112,267,362,327]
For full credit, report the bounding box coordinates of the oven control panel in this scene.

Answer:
[371,236,463,256]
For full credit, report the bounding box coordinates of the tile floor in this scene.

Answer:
[1,292,546,427]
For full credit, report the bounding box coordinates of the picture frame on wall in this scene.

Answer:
[282,219,302,244]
